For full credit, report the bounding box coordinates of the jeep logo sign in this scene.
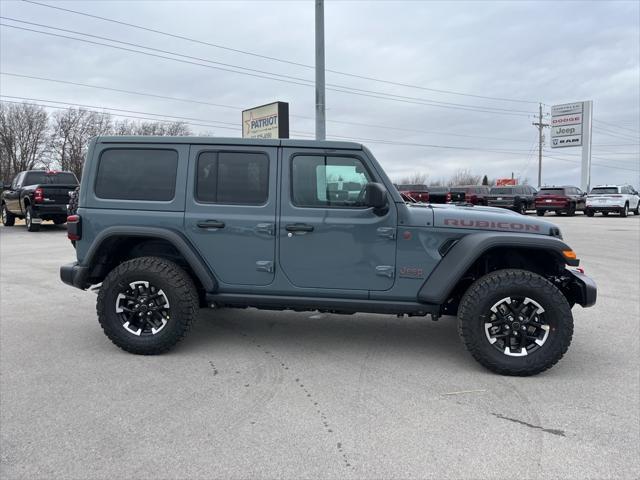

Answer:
[242,101,289,139]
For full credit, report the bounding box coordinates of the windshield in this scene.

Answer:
[23,171,78,186]
[490,187,514,194]
[539,188,565,195]
[589,187,618,195]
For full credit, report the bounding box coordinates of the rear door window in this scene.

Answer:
[95,149,178,201]
[196,151,269,205]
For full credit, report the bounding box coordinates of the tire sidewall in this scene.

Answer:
[459,270,573,375]
[98,262,192,351]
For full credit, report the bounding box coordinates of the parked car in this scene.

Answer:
[60,136,596,376]
[487,185,537,214]
[1,170,79,231]
[396,184,429,202]
[450,185,491,205]
[425,186,465,204]
[535,186,586,216]
[585,185,640,217]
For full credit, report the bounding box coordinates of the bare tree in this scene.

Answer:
[113,120,191,136]
[0,102,50,184]
[395,171,429,185]
[447,168,482,186]
[50,108,112,180]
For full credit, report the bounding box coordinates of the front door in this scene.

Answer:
[279,149,397,291]
[184,146,278,287]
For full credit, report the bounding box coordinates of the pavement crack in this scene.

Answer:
[492,413,566,437]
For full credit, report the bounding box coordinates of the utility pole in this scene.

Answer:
[315,0,326,140]
[532,103,548,188]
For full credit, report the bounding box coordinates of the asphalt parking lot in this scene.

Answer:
[1,214,639,479]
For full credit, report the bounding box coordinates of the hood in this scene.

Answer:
[401,202,561,237]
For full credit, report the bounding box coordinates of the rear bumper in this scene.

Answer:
[568,270,597,308]
[33,204,68,217]
[586,205,623,212]
[60,262,90,289]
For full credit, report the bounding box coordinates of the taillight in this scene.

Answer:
[446,192,452,202]
[67,214,81,241]
[34,187,44,203]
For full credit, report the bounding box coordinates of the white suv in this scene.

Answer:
[585,185,640,217]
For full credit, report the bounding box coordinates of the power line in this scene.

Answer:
[594,119,640,135]
[21,0,539,105]
[0,18,536,117]
[0,72,536,144]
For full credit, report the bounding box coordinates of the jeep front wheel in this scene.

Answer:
[457,269,573,376]
[97,257,199,355]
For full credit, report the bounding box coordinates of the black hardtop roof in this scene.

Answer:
[95,136,363,150]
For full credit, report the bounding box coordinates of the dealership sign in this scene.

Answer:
[242,101,289,139]
[550,102,587,149]
[549,100,593,192]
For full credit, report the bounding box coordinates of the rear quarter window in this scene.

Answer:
[95,149,178,201]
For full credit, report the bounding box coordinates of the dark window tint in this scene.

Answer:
[292,155,372,208]
[196,151,269,205]
[95,149,178,201]
[397,184,427,191]
[490,187,514,194]
[23,171,78,186]
[539,188,565,195]
[590,187,618,195]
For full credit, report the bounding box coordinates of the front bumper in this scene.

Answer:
[60,262,90,289]
[567,269,597,308]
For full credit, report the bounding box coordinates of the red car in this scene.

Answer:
[396,184,429,202]
[535,186,586,216]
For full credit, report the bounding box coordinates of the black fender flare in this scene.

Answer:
[417,232,576,304]
[82,226,217,292]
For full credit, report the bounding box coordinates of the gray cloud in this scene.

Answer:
[1,0,638,187]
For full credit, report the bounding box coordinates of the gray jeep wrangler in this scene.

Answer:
[60,136,596,376]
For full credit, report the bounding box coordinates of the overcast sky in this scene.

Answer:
[1,0,638,187]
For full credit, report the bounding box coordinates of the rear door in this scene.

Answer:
[184,146,278,287]
[278,149,397,291]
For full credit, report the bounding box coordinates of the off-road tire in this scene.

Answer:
[620,204,628,217]
[458,269,573,376]
[1,203,15,226]
[585,208,594,217]
[25,206,40,232]
[97,256,199,355]
[68,186,79,215]
[536,210,545,216]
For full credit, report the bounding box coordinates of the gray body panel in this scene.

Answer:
[66,136,595,312]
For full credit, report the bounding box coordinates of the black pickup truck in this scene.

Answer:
[1,170,78,231]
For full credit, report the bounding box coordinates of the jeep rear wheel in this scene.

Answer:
[458,269,573,376]
[97,257,199,355]
[1,203,15,226]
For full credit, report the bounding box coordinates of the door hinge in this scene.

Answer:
[377,227,396,239]
[375,265,395,278]
[256,260,274,273]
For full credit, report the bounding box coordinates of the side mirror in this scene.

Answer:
[364,182,388,214]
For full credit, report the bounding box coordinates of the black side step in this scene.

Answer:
[205,293,439,316]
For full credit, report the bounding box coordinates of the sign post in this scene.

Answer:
[242,102,289,139]
[550,100,593,191]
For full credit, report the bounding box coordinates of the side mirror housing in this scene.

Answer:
[364,182,389,215]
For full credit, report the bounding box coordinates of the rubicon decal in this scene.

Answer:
[444,218,540,232]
